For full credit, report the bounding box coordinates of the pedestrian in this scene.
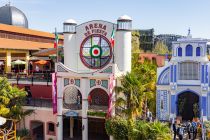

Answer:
[186,120,192,139]
[192,120,197,139]
[173,120,177,140]
[26,89,32,104]
[88,95,92,106]
[77,95,81,109]
[177,124,184,140]
[146,108,152,122]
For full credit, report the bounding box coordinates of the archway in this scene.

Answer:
[177,91,199,121]
[88,88,109,140]
[63,86,82,110]
[63,86,82,139]
[89,88,109,106]
[30,121,44,140]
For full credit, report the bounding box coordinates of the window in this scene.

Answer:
[196,47,201,56]
[178,47,182,56]
[186,45,193,56]
[80,34,112,69]
[47,122,55,135]
[179,62,200,80]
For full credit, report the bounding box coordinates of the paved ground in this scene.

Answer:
[173,133,202,140]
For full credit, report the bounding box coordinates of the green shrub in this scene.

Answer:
[148,121,171,140]
[105,117,128,140]
[16,128,29,137]
[105,118,172,140]
[87,111,106,117]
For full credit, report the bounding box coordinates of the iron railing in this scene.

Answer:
[1,72,52,85]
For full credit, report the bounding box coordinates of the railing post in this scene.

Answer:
[16,74,19,85]
[47,73,49,86]
[31,75,34,86]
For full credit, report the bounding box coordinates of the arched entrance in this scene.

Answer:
[177,91,200,121]
[88,88,109,140]
[30,121,44,140]
[63,86,82,110]
[89,88,109,106]
[63,86,82,140]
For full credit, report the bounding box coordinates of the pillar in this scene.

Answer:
[57,76,63,140]
[81,78,89,140]
[6,51,11,72]
[25,52,30,73]
[70,117,74,138]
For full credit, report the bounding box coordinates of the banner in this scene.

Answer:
[107,74,115,117]
[52,72,57,114]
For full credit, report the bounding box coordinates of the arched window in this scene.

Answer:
[196,47,201,56]
[178,47,182,56]
[186,45,193,56]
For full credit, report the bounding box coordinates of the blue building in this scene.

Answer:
[157,30,210,121]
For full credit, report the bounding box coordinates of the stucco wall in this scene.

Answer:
[18,108,57,140]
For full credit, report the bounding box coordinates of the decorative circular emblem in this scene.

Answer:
[90,45,102,58]
[80,34,112,69]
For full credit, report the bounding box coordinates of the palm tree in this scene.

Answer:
[115,72,143,121]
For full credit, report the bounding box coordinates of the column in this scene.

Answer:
[202,94,207,121]
[57,76,63,140]
[81,78,89,140]
[25,52,30,73]
[6,51,11,72]
[70,117,74,138]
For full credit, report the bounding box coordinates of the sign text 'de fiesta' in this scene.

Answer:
[84,23,107,37]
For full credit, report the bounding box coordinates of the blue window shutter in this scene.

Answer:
[196,47,201,56]
[186,45,193,56]
[178,47,182,56]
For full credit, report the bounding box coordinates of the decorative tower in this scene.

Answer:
[63,19,77,70]
[115,15,132,73]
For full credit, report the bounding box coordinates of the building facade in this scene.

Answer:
[157,31,210,121]
[56,16,132,140]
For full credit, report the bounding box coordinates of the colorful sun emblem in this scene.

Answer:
[80,35,112,69]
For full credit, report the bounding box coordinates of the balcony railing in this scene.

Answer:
[1,72,52,85]
[24,98,108,113]
[24,98,52,108]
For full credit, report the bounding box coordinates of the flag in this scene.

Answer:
[107,74,115,118]
[110,27,115,47]
[54,29,59,48]
[52,72,57,114]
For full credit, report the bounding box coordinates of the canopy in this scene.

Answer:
[11,59,26,65]
[0,116,6,126]
[34,60,48,65]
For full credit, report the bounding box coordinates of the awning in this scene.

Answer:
[30,56,50,60]
[0,116,6,126]
[32,46,63,56]
[64,111,78,117]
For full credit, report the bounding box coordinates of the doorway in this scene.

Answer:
[30,121,44,140]
[177,92,199,121]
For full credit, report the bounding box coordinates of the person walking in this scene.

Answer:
[26,89,32,104]
[177,124,184,140]
[173,120,177,140]
[187,120,192,139]
[192,120,197,140]
[77,95,81,109]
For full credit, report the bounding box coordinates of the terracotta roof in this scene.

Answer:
[33,47,63,56]
[0,37,55,50]
[0,23,63,39]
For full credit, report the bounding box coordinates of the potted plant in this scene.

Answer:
[177,98,185,121]
[193,103,199,121]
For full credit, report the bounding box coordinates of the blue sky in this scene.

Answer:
[1,0,210,38]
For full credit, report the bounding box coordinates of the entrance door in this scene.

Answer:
[31,121,44,140]
[177,92,199,121]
